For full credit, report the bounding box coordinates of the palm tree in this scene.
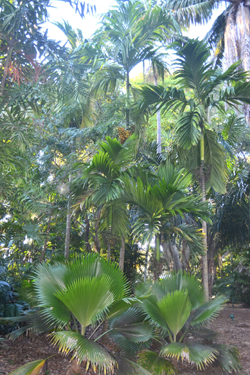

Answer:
[161,0,250,121]
[74,136,137,269]
[9,254,153,375]
[122,163,210,279]
[137,272,241,372]
[139,38,250,299]
[92,0,178,129]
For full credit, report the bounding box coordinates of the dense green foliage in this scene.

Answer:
[1,0,250,373]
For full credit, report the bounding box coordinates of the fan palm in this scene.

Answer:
[9,254,155,375]
[136,272,241,372]
[139,38,250,298]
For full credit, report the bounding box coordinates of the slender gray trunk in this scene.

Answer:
[64,175,72,260]
[85,214,91,252]
[200,134,209,301]
[94,207,102,253]
[126,69,130,130]
[119,235,125,271]
[182,240,190,271]
[153,66,161,154]
[162,241,173,269]
[40,210,53,263]
[144,243,150,282]
[171,243,182,272]
[143,60,146,82]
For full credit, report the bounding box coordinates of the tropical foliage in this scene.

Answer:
[1,0,250,373]
[7,259,241,374]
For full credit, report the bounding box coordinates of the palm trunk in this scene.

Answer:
[144,243,150,282]
[39,210,53,263]
[94,207,101,253]
[64,175,72,260]
[85,214,91,252]
[143,60,146,82]
[200,134,209,301]
[126,69,130,130]
[108,243,111,261]
[119,235,125,271]
[153,66,161,154]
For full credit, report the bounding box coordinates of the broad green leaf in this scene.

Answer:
[109,308,153,342]
[55,275,114,327]
[142,295,169,332]
[9,359,47,375]
[138,350,176,375]
[34,263,71,326]
[116,356,152,375]
[159,272,204,309]
[106,297,141,320]
[191,296,226,326]
[157,290,191,339]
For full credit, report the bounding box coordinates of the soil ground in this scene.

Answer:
[0,306,250,375]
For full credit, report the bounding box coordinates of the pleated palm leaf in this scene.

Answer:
[136,272,240,372]
[32,255,126,369]
[10,254,156,375]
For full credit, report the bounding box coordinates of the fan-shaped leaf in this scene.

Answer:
[157,290,191,340]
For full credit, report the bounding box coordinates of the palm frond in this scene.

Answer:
[191,296,226,326]
[157,290,192,340]
[212,344,241,372]
[51,331,115,371]
[138,350,176,375]
[55,275,114,328]
[158,272,204,310]
[8,358,48,375]
[160,342,218,369]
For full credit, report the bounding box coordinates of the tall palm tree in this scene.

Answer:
[92,0,179,129]
[161,0,250,121]
[139,38,250,299]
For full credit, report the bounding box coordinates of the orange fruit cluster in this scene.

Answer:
[118,127,131,144]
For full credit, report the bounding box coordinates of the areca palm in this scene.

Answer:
[122,163,210,279]
[93,0,179,128]
[161,0,250,121]
[74,136,137,268]
[139,38,250,298]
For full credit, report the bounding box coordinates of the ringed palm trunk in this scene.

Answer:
[200,134,209,301]
[40,210,53,263]
[153,65,161,154]
[224,3,250,123]
[126,69,130,130]
[65,175,72,260]
[119,235,125,271]
[144,243,150,282]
